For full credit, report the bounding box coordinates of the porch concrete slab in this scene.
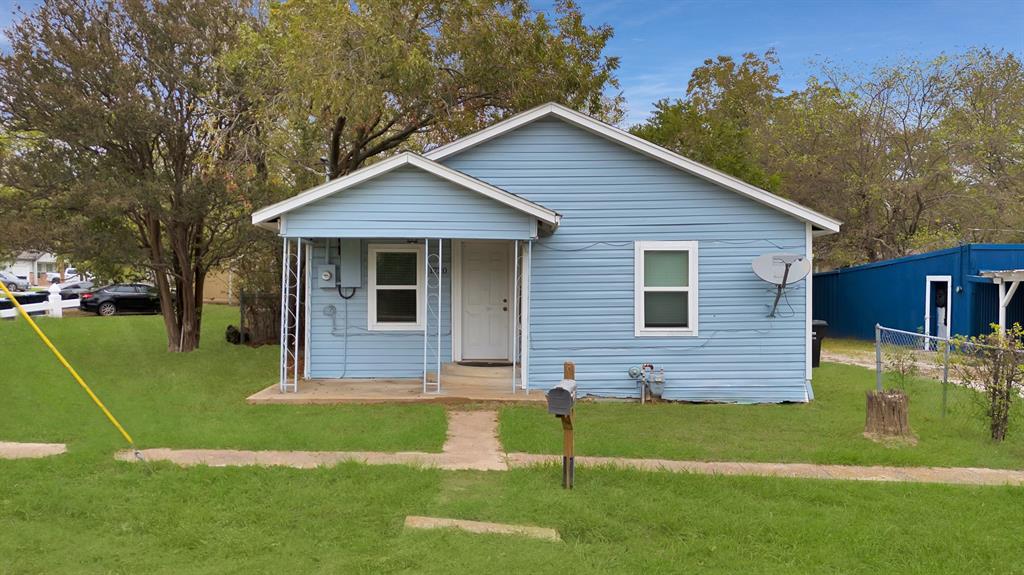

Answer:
[0,441,67,459]
[505,453,1024,486]
[246,378,544,405]
[404,515,561,542]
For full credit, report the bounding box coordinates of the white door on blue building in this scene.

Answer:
[925,275,952,341]
[461,241,510,360]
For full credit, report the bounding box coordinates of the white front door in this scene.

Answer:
[461,241,510,360]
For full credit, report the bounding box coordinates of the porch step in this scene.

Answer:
[442,362,514,379]
[427,363,519,386]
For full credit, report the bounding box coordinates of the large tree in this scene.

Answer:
[631,51,783,192]
[0,0,271,351]
[234,0,621,187]
[939,49,1024,241]
[632,50,1022,268]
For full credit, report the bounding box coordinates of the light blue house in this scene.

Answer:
[252,103,841,403]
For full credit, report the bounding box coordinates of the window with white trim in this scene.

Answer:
[368,244,424,331]
[635,241,698,336]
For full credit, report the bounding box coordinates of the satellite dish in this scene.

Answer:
[752,253,810,318]
[753,253,810,285]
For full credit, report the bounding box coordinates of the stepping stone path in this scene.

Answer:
[404,515,561,542]
[0,442,67,459]
[114,410,1024,486]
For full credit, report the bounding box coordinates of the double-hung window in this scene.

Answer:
[368,244,424,331]
[634,240,698,336]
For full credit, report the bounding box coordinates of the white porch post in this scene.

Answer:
[522,240,532,392]
[999,279,1021,335]
[437,238,442,391]
[293,238,302,389]
[512,239,519,393]
[423,237,429,393]
[279,237,289,392]
[303,241,312,379]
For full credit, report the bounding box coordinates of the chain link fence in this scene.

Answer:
[876,324,1024,419]
[875,325,952,417]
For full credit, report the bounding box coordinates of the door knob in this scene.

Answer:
[503,306,508,311]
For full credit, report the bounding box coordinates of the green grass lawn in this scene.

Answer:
[501,363,1024,469]
[2,455,1021,574]
[0,305,447,453]
[2,308,1024,572]
[823,336,877,357]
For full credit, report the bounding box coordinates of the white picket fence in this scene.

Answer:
[0,295,81,319]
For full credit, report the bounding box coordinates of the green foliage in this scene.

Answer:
[232,0,622,183]
[885,346,920,390]
[0,0,284,351]
[950,323,1024,442]
[631,49,1024,269]
[631,50,782,192]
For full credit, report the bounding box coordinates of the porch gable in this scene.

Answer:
[253,152,557,240]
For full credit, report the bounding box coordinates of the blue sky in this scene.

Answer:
[2,0,1022,125]
[557,0,1024,124]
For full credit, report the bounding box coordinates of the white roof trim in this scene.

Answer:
[980,270,1024,282]
[251,152,560,229]
[426,103,841,233]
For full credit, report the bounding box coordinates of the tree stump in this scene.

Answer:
[865,390,911,437]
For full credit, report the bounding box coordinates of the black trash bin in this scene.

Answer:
[811,320,829,368]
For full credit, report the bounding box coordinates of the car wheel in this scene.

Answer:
[5,283,15,292]
[98,302,117,316]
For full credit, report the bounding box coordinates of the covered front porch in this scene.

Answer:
[252,152,560,400]
[274,236,539,400]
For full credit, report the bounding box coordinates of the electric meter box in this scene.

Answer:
[316,264,337,289]
[337,239,362,288]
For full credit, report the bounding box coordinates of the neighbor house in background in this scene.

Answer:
[3,251,58,286]
[202,268,237,305]
[252,103,841,403]
[814,244,1024,340]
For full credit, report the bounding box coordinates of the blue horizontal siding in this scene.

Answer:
[284,166,535,239]
[443,118,809,403]
[306,239,452,378]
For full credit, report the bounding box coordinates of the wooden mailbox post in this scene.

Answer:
[546,361,577,489]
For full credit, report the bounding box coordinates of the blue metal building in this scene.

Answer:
[813,244,1024,340]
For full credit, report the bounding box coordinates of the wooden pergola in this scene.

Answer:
[980,270,1024,334]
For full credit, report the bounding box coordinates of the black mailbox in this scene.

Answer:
[546,379,577,416]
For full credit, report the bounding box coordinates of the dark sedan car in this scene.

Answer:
[59,281,95,299]
[80,283,161,316]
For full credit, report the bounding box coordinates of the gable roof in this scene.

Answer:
[425,102,841,234]
[251,152,561,230]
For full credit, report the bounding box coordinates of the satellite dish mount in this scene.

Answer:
[751,253,811,318]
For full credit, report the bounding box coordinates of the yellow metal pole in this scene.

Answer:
[0,282,137,449]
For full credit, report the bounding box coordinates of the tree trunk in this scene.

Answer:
[193,268,206,348]
[175,278,201,353]
[865,390,911,436]
[144,214,183,352]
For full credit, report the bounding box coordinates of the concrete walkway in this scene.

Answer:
[114,410,1024,486]
[506,453,1024,486]
[117,410,506,471]
[0,441,67,459]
